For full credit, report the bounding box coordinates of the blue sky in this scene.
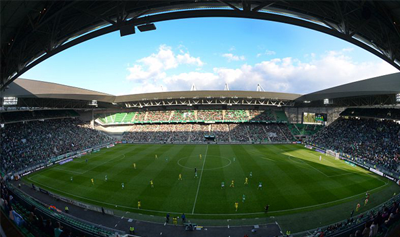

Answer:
[21,17,398,95]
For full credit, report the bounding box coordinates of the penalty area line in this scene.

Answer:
[192,145,208,214]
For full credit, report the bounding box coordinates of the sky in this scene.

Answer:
[21,17,398,96]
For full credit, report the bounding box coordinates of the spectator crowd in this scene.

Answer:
[315,196,400,237]
[99,109,283,124]
[307,118,400,174]
[1,119,113,175]
[123,123,292,143]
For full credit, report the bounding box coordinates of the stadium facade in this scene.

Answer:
[1,72,399,126]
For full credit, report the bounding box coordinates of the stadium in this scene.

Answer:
[1,1,400,237]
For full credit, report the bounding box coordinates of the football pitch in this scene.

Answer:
[25,144,397,222]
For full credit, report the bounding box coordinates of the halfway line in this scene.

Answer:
[192,145,208,214]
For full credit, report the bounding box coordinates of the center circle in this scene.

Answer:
[177,155,232,170]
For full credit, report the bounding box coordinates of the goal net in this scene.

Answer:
[326,150,340,160]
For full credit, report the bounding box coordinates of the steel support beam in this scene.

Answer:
[2,8,400,90]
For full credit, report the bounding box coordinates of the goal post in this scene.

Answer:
[326,150,340,160]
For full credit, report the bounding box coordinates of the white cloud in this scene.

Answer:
[223,50,396,93]
[130,83,166,94]
[164,72,219,91]
[126,45,203,81]
[265,50,276,55]
[222,53,246,61]
[257,49,276,57]
[177,53,204,66]
[127,46,398,94]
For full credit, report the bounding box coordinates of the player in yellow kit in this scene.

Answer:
[244,177,248,185]
[91,178,94,185]
[356,203,361,212]
[230,180,235,188]
[150,180,154,188]
[138,200,141,209]
[199,154,202,159]
[133,163,136,169]
[178,174,182,180]
[235,202,239,211]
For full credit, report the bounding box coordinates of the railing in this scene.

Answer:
[305,142,400,180]
[7,184,125,237]
[298,143,400,236]
[293,194,400,237]
[96,118,288,125]
[6,142,116,177]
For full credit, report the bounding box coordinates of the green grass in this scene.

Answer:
[25,144,398,229]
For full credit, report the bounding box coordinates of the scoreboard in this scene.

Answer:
[303,112,327,124]
[315,113,327,122]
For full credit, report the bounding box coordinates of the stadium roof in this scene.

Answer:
[2,0,400,90]
[3,72,399,108]
[3,78,301,104]
[3,79,115,103]
[115,90,301,103]
[297,72,400,102]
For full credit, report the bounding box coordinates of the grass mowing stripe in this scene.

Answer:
[136,144,196,212]
[25,144,398,221]
[267,179,389,214]
[288,155,329,177]
[157,145,199,213]
[80,154,126,175]
[25,175,390,216]
[240,145,295,209]
[49,167,83,175]
[192,145,208,214]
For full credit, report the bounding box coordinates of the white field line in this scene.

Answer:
[26,177,389,216]
[268,180,389,214]
[327,172,358,178]
[294,149,375,179]
[261,157,276,162]
[79,154,126,175]
[293,156,368,179]
[295,152,383,180]
[36,153,127,178]
[275,221,283,235]
[192,145,208,214]
[288,156,329,177]
[49,167,83,175]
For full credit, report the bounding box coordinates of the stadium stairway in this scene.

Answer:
[245,125,252,142]
[168,111,174,121]
[187,125,192,142]
[277,125,290,141]
[293,124,301,134]
[287,124,299,136]
[261,126,272,142]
